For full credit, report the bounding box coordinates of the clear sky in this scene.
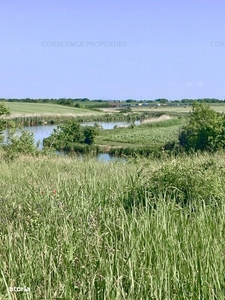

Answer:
[1,0,225,100]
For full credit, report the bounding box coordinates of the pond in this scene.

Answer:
[23,121,140,148]
[81,120,140,129]
[5,121,136,162]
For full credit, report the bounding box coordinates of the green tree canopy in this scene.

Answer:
[43,121,99,149]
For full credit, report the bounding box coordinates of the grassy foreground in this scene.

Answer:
[0,154,224,299]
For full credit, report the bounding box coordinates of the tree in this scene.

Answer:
[179,102,225,152]
[56,122,84,146]
[43,121,100,149]
[83,126,99,145]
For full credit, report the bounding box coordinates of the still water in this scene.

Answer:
[23,121,140,148]
[19,121,136,161]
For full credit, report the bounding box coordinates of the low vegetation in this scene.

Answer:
[0,102,225,298]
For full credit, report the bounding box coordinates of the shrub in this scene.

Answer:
[0,102,10,141]
[43,121,99,150]
[2,127,38,160]
[178,102,225,152]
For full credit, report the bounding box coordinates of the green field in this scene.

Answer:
[0,154,224,299]
[3,102,103,116]
[96,118,183,148]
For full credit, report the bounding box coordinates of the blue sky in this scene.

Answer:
[1,0,225,100]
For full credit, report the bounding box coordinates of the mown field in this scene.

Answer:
[0,153,224,299]
[3,102,103,116]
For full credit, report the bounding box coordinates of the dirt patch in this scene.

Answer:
[141,115,171,124]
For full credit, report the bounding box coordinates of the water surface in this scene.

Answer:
[23,121,140,148]
[7,121,134,161]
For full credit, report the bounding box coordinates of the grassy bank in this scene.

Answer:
[0,153,224,299]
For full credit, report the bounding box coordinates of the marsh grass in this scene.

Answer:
[0,154,224,299]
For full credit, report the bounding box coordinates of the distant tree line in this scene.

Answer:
[2,98,225,103]
[1,98,92,102]
[0,98,111,108]
[1,98,225,108]
[126,98,225,104]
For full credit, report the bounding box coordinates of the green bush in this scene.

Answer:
[43,121,99,150]
[2,128,38,160]
[179,102,225,152]
[0,102,10,141]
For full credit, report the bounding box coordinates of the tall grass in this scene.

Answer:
[0,154,224,299]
